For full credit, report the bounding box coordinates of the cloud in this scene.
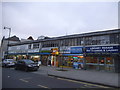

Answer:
[2,2,118,40]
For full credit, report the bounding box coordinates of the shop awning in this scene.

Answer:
[28,52,51,55]
[62,54,83,56]
[8,53,27,55]
[8,52,51,55]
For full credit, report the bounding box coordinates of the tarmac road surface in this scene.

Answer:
[2,68,112,89]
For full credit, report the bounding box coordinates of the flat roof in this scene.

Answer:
[9,29,120,46]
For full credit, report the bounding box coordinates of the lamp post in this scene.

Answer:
[4,26,11,58]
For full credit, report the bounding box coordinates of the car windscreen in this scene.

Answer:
[7,59,14,62]
[24,60,35,64]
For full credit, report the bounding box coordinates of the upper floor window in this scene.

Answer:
[85,35,110,45]
[42,42,59,47]
[28,44,31,49]
[33,43,39,49]
[110,34,120,44]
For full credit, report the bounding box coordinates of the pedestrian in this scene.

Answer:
[38,60,41,66]
[48,60,51,66]
[78,63,81,69]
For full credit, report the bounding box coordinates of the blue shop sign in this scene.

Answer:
[70,47,83,54]
[86,45,120,53]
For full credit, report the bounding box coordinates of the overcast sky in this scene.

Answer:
[2,1,118,40]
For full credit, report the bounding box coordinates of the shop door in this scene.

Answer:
[98,57,105,71]
[105,57,115,72]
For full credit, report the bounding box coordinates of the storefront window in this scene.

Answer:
[30,56,40,61]
[106,57,113,64]
[41,55,48,66]
[105,57,114,72]
[99,57,105,65]
[86,57,97,63]
[86,57,98,70]
[33,43,39,49]
[28,44,31,49]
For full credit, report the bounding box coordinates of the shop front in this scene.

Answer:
[85,45,120,72]
[85,56,115,72]
[51,48,59,67]
[30,55,40,62]
[61,54,84,69]
[40,53,51,66]
[40,47,52,66]
[59,46,84,69]
[40,47,59,67]
[8,53,28,61]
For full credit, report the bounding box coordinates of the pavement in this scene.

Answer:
[33,65,119,88]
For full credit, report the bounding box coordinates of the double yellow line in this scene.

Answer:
[57,78,110,88]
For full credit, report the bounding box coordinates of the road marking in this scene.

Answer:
[22,77,32,80]
[32,72,38,73]
[37,85,48,88]
[57,78,110,88]
[48,76,54,78]
[19,79,29,83]
[10,68,14,69]
[80,86,86,88]
[83,84,94,88]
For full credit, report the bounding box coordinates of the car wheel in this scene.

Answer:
[2,64,5,67]
[5,64,8,68]
[25,67,28,72]
[35,69,38,71]
[15,67,18,70]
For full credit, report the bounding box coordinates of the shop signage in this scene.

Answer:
[28,49,39,52]
[60,46,71,53]
[51,48,59,55]
[70,47,83,54]
[62,54,83,56]
[41,47,56,50]
[41,47,58,53]
[8,51,15,53]
[41,50,51,53]
[85,45,120,53]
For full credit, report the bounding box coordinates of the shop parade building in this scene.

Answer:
[4,29,120,73]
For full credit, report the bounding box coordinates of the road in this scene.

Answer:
[2,67,112,89]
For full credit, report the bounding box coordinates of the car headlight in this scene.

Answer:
[28,65,32,67]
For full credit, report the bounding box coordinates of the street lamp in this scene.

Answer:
[4,26,11,58]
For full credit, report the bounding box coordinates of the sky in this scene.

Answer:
[1,1,119,41]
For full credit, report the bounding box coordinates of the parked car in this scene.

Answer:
[2,59,16,67]
[37,61,41,66]
[0,61,2,67]
[14,59,39,72]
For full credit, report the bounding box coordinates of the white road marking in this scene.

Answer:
[57,78,110,88]
[10,68,14,70]
[37,85,48,88]
[19,79,29,83]
[22,77,32,80]
[48,76,54,78]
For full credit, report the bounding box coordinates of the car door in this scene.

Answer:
[2,60,6,66]
[17,61,23,69]
[21,61,26,70]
